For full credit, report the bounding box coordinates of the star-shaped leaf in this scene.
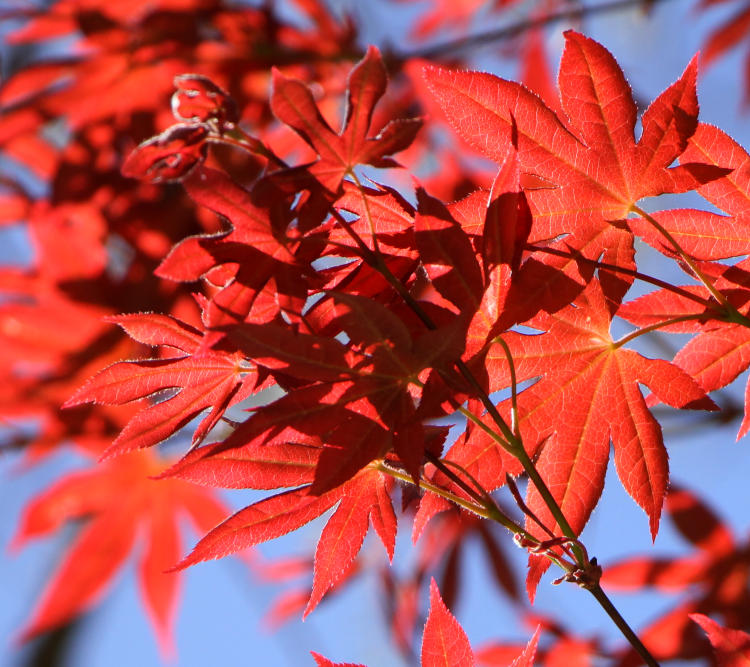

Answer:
[271,46,422,192]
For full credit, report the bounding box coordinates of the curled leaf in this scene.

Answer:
[171,74,239,128]
[122,123,208,183]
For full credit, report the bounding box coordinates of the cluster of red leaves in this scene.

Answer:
[3,0,750,665]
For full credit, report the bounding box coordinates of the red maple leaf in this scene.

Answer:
[627,122,750,261]
[270,45,422,192]
[481,281,715,591]
[154,166,314,329]
[11,449,228,657]
[423,30,727,305]
[619,274,750,439]
[170,458,397,616]
[64,312,254,458]
[181,289,463,491]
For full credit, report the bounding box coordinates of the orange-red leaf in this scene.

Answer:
[305,470,383,616]
[423,31,726,305]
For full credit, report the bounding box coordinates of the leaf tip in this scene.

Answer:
[649,509,662,543]
[270,67,286,88]
[60,394,85,410]
[165,554,193,574]
[421,63,448,86]
[364,44,381,61]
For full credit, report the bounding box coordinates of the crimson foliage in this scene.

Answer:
[2,1,750,665]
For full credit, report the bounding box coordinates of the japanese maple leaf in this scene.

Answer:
[617,125,750,441]
[423,30,727,305]
[314,579,536,667]
[10,449,228,657]
[329,180,418,259]
[270,45,422,192]
[415,189,485,317]
[183,377,398,495]
[603,485,750,665]
[423,581,540,667]
[64,312,253,458]
[362,147,532,428]
[317,182,420,321]
[414,142,534,355]
[481,281,715,590]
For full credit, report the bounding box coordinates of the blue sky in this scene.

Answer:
[2,1,750,665]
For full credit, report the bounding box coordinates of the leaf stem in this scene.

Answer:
[425,453,526,536]
[446,359,580,547]
[348,171,382,256]
[631,205,731,310]
[612,314,709,349]
[588,584,660,667]
[375,460,569,567]
[425,453,488,504]
[329,207,385,265]
[374,460,495,520]
[505,473,556,541]
[514,444,578,543]
[494,336,520,439]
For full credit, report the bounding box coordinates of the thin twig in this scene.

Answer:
[505,473,556,540]
[613,315,710,349]
[396,0,677,62]
[589,584,661,667]
[631,205,733,311]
